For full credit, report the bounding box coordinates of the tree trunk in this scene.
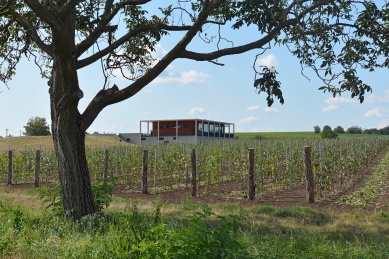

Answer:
[48,10,96,219]
[51,64,96,220]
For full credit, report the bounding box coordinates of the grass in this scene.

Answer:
[0,135,126,152]
[338,150,389,206]
[1,188,389,258]
[235,131,387,139]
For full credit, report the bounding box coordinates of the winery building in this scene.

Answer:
[119,119,235,145]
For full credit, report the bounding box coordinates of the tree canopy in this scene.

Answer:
[1,0,389,219]
[23,116,51,136]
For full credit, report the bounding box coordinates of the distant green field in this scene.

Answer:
[235,131,388,139]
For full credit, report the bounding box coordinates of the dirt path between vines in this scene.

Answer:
[113,148,389,214]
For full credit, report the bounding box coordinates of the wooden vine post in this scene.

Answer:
[34,150,41,187]
[304,146,315,203]
[103,149,109,181]
[142,149,148,194]
[248,148,256,200]
[191,148,196,197]
[7,150,13,185]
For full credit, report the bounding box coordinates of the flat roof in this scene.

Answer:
[140,119,234,125]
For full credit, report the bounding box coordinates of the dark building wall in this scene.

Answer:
[152,120,195,136]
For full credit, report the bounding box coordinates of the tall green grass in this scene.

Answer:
[1,198,389,259]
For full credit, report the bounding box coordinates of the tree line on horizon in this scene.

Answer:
[314,125,389,138]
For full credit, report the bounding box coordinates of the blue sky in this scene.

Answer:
[0,1,388,137]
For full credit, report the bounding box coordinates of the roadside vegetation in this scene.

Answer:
[1,189,389,258]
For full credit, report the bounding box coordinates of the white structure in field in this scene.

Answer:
[119,119,235,145]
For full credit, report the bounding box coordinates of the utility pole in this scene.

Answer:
[6,129,8,137]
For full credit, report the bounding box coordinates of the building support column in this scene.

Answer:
[157,121,160,145]
[195,119,198,144]
[139,121,142,145]
[176,120,178,142]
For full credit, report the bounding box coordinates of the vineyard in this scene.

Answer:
[1,137,389,198]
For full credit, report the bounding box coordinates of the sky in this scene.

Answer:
[0,1,388,137]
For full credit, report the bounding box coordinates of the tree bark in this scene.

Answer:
[48,8,96,220]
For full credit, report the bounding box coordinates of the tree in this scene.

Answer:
[313,126,321,134]
[334,126,345,134]
[2,1,388,219]
[322,125,332,131]
[346,126,363,134]
[321,129,338,139]
[23,117,51,136]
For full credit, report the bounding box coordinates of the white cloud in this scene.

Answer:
[154,43,168,58]
[265,107,279,113]
[364,107,389,117]
[239,116,259,123]
[324,97,357,104]
[255,54,278,67]
[152,70,210,85]
[189,107,205,116]
[322,105,338,112]
[378,118,389,128]
[247,105,260,111]
[378,90,389,102]
[363,94,375,104]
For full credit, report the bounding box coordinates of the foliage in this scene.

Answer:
[323,125,332,131]
[339,150,389,206]
[334,126,345,134]
[3,0,389,219]
[313,126,321,133]
[321,129,338,139]
[347,126,363,134]
[364,128,378,134]
[37,177,118,215]
[3,137,389,199]
[23,117,51,136]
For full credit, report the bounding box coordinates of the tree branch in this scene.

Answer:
[23,0,62,28]
[58,0,84,20]
[10,11,54,57]
[75,0,151,58]
[178,0,334,61]
[76,23,193,69]
[0,0,15,15]
[80,0,225,131]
